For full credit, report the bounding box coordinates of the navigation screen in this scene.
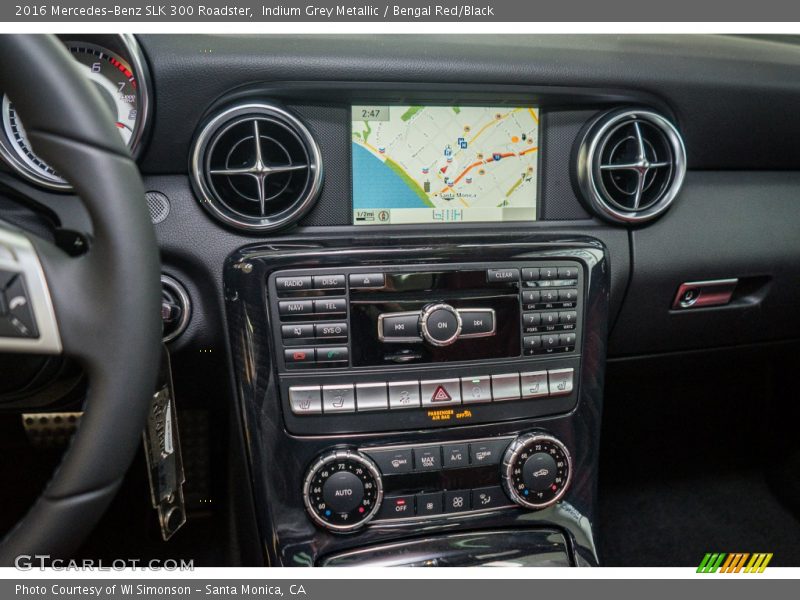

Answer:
[351,105,540,225]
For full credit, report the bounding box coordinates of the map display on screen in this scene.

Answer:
[351,105,540,225]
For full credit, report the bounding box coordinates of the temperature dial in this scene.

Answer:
[303,449,383,532]
[502,432,572,510]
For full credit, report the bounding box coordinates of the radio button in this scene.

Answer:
[521,371,549,398]
[282,324,314,340]
[442,443,469,468]
[521,267,540,281]
[316,322,348,338]
[559,333,577,348]
[541,289,559,304]
[421,304,461,346]
[313,274,346,289]
[388,381,421,409]
[288,386,322,414]
[523,335,542,350]
[540,267,558,280]
[558,288,578,302]
[355,382,388,412]
[317,346,349,363]
[414,447,441,471]
[284,347,315,365]
[548,368,575,396]
[543,334,560,349]
[420,379,462,406]
[469,439,510,466]
[350,273,385,289]
[559,311,577,325]
[458,309,495,336]
[558,267,579,280]
[278,299,314,316]
[542,312,559,326]
[381,313,421,341]
[460,375,492,404]
[276,276,312,292]
[491,373,521,401]
[365,448,413,474]
[322,384,356,413]
[522,290,541,305]
[487,268,520,283]
[314,298,347,314]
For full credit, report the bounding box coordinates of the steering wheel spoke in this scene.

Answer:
[0,223,62,354]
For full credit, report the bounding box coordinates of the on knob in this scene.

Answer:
[420,303,462,347]
[502,432,572,510]
[303,449,383,532]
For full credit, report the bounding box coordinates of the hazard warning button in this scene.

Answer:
[420,379,462,407]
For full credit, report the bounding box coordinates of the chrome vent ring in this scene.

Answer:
[190,103,323,232]
[576,109,686,224]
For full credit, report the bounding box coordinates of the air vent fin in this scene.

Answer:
[576,109,686,224]
[191,104,322,231]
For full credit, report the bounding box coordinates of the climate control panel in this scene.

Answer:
[302,432,573,533]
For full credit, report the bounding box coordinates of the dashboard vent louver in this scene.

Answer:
[576,109,686,224]
[190,104,323,232]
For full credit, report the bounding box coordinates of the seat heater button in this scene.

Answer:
[388,381,421,409]
[288,386,322,415]
[521,371,549,398]
[420,379,462,407]
[548,368,574,396]
[322,384,356,413]
[491,373,521,401]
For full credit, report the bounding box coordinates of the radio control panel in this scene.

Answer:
[268,261,584,435]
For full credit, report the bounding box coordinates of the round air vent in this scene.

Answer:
[575,109,686,224]
[190,103,323,231]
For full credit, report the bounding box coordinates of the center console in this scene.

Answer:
[225,233,608,566]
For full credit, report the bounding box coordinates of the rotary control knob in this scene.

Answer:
[303,449,383,532]
[502,432,572,510]
[420,303,462,347]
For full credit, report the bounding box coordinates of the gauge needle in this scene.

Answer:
[115,122,132,131]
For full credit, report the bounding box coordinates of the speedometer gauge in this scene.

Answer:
[0,35,151,191]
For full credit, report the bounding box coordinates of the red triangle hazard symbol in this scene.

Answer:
[431,385,452,402]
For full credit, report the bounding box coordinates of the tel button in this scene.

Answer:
[322,471,364,513]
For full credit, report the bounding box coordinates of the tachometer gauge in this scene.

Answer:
[0,35,151,191]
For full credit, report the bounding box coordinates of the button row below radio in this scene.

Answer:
[523,311,577,330]
[522,266,578,281]
[523,289,578,305]
[287,368,574,415]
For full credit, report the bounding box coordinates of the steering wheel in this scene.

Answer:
[0,35,162,562]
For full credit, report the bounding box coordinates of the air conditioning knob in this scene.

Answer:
[420,303,462,347]
[303,449,383,532]
[501,432,572,510]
